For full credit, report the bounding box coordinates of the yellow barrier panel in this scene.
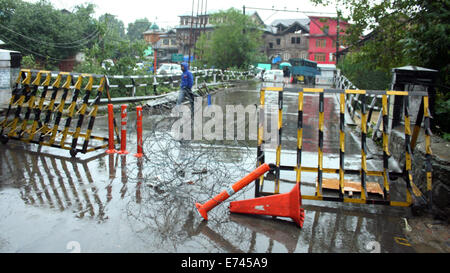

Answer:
[255,86,433,208]
[0,70,115,157]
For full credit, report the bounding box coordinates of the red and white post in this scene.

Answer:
[106,104,117,154]
[134,106,143,158]
[118,104,129,155]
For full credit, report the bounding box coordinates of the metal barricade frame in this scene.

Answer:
[0,69,117,157]
[255,85,432,208]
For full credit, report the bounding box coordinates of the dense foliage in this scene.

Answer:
[0,0,148,75]
[312,0,450,135]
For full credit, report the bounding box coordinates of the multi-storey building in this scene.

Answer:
[175,12,214,56]
[143,23,179,65]
[263,19,310,63]
[307,16,349,64]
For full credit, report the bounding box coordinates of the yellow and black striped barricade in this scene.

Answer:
[255,86,433,209]
[0,70,116,157]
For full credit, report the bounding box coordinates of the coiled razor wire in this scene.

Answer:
[123,105,260,252]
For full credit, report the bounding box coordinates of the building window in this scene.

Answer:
[316,39,326,48]
[269,42,273,49]
[163,39,169,45]
[291,37,301,44]
[329,53,336,62]
[314,53,326,62]
[276,38,281,45]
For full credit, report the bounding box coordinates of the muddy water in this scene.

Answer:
[0,83,425,253]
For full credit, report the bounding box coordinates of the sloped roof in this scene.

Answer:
[270,18,310,32]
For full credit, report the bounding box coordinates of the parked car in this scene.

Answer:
[263,69,284,82]
[133,62,145,71]
[101,59,114,71]
[157,63,182,76]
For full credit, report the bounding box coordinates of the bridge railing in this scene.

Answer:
[105,69,252,98]
[334,70,383,140]
[0,68,254,156]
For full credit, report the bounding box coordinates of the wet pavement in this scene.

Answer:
[0,82,448,253]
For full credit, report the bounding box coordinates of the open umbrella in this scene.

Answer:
[279,62,292,68]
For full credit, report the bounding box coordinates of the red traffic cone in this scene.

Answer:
[229,183,305,228]
[195,163,273,221]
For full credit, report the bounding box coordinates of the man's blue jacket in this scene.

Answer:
[180,62,193,89]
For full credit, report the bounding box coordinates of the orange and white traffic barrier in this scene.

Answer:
[133,106,143,158]
[106,104,117,154]
[118,104,129,155]
[195,163,273,220]
[229,183,305,228]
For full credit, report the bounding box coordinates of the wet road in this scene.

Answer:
[0,82,422,253]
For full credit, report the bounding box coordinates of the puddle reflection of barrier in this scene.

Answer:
[0,70,118,157]
[0,146,145,220]
[229,203,411,253]
[256,85,433,209]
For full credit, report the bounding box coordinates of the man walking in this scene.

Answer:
[283,66,291,85]
[176,62,195,114]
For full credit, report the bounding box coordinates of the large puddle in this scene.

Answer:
[0,83,418,252]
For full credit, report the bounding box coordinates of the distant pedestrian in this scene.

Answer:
[261,69,266,82]
[283,66,291,85]
[176,62,194,114]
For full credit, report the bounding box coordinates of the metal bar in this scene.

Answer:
[403,96,414,205]
[275,90,283,194]
[255,88,265,197]
[423,96,433,207]
[360,94,368,200]
[317,92,324,197]
[382,95,391,200]
[296,91,304,185]
[301,195,409,207]
[339,93,345,199]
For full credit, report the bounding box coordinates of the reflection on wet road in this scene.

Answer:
[0,83,418,253]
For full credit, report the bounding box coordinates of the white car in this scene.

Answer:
[133,62,145,71]
[263,69,284,82]
[157,63,182,76]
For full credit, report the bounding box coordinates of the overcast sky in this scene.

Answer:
[30,0,340,29]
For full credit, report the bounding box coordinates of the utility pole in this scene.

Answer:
[335,6,340,65]
[188,0,195,65]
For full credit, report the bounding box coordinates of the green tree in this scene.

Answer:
[0,0,98,68]
[98,13,126,40]
[311,0,449,80]
[194,8,263,69]
[312,0,450,133]
[127,18,151,41]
